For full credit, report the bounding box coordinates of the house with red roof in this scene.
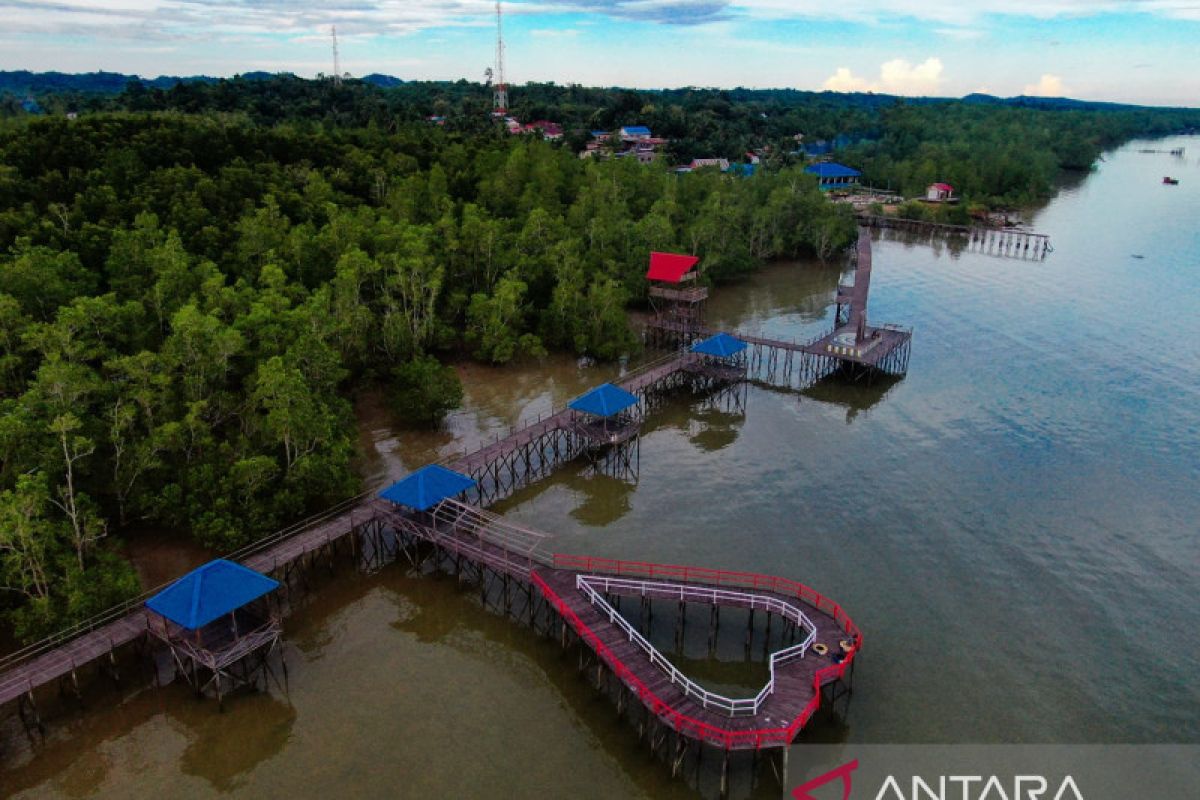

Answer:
[926,182,955,202]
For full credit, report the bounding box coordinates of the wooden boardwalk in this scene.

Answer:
[856,213,1051,258]
[534,569,849,750]
[0,495,373,709]
[365,500,861,751]
[0,303,870,750]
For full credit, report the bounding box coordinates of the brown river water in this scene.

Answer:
[2,136,1199,798]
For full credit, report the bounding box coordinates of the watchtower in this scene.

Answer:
[646,251,707,348]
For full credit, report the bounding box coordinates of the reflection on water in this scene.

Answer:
[688,407,745,453]
[173,693,296,792]
[568,473,637,527]
[799,373,902,424]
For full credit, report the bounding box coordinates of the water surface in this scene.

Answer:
[4,137,1198,798]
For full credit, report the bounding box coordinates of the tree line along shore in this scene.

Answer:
[1,75,1196,642]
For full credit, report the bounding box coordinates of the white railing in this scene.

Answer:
[574,574,817,718]
[432,498,555,566]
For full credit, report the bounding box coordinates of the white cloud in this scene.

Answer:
[822,57,944,96]
[6,1,1200,45]
[1023,73,1067,96]
[822,67,872,92]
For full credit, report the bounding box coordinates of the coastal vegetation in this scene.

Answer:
[0,74,1195,640]
[0,106,852,640]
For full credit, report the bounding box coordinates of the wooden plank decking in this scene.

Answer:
[534,569,850,750]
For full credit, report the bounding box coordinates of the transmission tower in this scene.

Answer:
[493,2,508,114]
[331,25,342,86]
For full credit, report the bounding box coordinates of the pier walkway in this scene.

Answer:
[1,235,892,753]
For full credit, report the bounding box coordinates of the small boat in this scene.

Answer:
[1163,177,1180,185]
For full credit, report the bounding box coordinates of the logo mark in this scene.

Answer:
[792,759,860,800]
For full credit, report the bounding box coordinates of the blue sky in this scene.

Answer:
[3,2,1198,106]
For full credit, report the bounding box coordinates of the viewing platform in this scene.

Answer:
[0,237,897,789]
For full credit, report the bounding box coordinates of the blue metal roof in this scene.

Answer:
[146,559,279,630]
[724,163,757,177]
[804,163,861,179]
[691,333,748,358]
[569,383,639,418]
[379,464,476,511]
[621,125,651,135]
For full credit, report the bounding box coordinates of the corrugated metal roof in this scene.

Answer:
[691,333,748,358]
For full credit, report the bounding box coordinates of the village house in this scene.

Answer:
[925,182,955,202]
[804,162,862,190]
[520,120,564,140]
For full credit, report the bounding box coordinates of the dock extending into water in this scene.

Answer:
[856,213,1051,258]
[1,233,903,789]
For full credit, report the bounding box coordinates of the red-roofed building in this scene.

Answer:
[646,252,707,346]
[522,120,563,140]
[646,252,700,283]
[926,182,955,201]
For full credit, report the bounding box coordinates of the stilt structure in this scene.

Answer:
[646,251,707,348]
[855,213,1051,259]
[0,233,900,786]
[144,559,283,709]
[794,226,912,384]
[567,382,642,478]
[686,332,749,387]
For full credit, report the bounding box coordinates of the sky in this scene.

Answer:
[2,1,1199,106]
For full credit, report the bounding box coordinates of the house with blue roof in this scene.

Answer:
[619,125,652,140]
[804,162,862,190]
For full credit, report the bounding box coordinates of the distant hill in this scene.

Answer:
[0,70,292,96]
[1,70,1191,113]
[961,92,1164,112]
[360,74,405,88]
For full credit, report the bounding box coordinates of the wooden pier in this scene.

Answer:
[0,238,897,788]
[856,213,1051,258]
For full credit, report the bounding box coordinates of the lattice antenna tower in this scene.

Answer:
[331,25,342,86]
[493,2,508,113]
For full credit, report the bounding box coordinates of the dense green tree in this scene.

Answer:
[0,75,1193,640]
[389,356,464,427]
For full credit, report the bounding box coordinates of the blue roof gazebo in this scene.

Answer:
[147,559,279,631]
[379,464,477,511]
[569,383,642,450]
[686,332,750,386]
[145,559,284,706]
[692,333,748,360]
[569,383,639,419]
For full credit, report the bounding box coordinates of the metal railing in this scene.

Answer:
[446,349,692,465]
[532,569,862,751]
[431,498,554,567]
[574,574,816,717]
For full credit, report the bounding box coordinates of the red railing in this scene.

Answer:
[534,558,862,751]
